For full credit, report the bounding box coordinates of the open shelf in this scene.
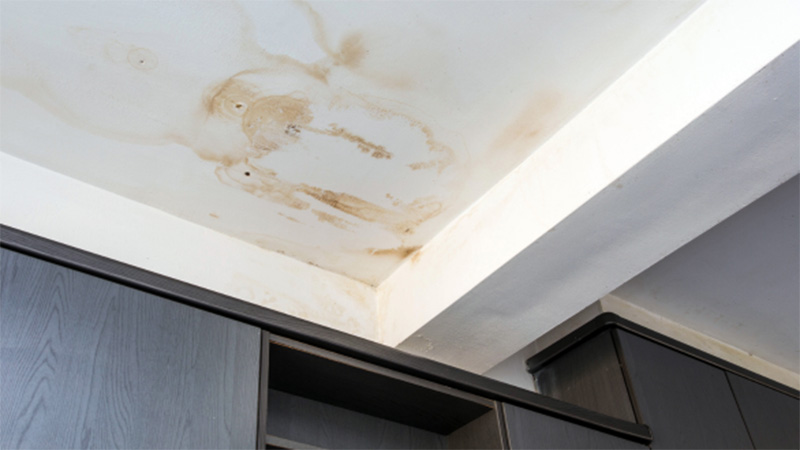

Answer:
[263,334,505,449]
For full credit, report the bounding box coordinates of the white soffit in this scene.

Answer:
[387,1,799,373]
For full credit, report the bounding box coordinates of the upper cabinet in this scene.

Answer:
[615,330,752,449]
[726,372,799,449]
[262,334,505,449]
[526,314,800,450]
[0,249,262,449]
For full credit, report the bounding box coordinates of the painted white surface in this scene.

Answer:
[611,176,800,378]
[389,16,800,373]
[0,0,700,286]
[0,154,377,339]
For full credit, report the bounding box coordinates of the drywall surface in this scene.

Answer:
[611,176,800,380]
[0,154,377,340]
[388,16,800,373]
[0,0,699,286]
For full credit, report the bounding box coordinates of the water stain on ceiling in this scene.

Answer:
[0,0,701,285]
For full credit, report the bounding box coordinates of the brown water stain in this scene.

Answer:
[201,70,454,236]
[243,95,314,153]
[209,212,219,218]
[4,0,458,244]
[368,245,421,259]
[301,186,442,235]
[279,212,301,223]
[491,91,561,157]
[295,1,367,70]
[312,209,354,230]
[305,124,391,159]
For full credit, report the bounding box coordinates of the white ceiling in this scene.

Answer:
[1,0,700,286]
[394,35,799,378]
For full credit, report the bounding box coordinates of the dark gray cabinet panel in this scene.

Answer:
[616,331,753,449]
[727,373,799,449]
[267,389,447,449]
[533,330,636,422]
[0,249,261,449]
[447,410,505,449]
[503,404,645,449]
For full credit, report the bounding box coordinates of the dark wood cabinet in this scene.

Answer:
[616,330,753,449]
[531,330,636,422]
[525,314,800,450]
[727,373,800,449]
[503,403,645,449]
[263,335,505,449]
[0,249,261,449]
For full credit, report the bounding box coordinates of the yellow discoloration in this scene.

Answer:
[312,209,354,230]
[368,245,422,259]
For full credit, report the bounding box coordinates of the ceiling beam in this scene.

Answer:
[378,0,800,373]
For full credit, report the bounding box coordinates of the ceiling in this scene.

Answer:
[1,0,700,286]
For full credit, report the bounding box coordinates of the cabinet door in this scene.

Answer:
[616,330,752,449]
[727,373,799,449]
[0,249,261,449]
[502,404,645,449]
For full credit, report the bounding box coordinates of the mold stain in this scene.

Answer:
[312,209,354,231]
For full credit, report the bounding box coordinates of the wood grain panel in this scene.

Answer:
[267,389,447,449]
[727,373,799,449]
[269,337,491,435]
[0,249,261,449]
[616,330,753,449]
[503,403,645,449]
[533,330,636,422]
[446,409,504,449]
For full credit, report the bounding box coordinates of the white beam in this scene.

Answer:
[378,0,800,372]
